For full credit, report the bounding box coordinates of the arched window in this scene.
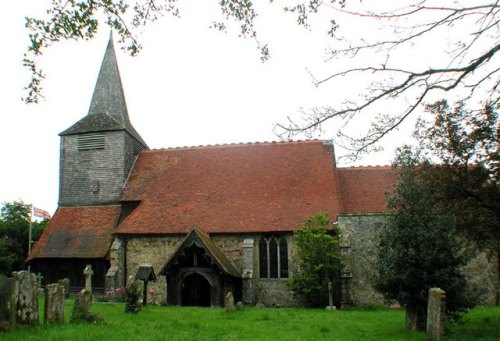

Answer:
[259,235,288,278]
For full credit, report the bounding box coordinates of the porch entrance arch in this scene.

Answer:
[181,273,211,307]
[160,228,242,307]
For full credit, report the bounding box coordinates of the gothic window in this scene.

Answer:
[259,235,288,279]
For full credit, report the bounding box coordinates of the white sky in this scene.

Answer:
[1,1,424,215]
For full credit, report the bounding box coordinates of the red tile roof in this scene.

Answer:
[116,140,343,234]
[337,166,398,213]
[27,205,120,260]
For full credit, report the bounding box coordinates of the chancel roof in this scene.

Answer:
[115,140,343,234]
[337,166,398,213]
[27,205,120,260]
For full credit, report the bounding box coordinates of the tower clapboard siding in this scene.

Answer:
[58,34,147,206]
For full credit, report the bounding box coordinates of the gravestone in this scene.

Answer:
[71,289,94,322]
[12,271,38,325]
[57,278,70,298]
[427,288,446,341]
[125,277,144,313]
[225,291,235,313]
[44,283,65,324]
[326,281,336,311]
[83,265,93,293]
[236,301,244,311]
[0,274,17,326]
[37,273,44,296]
[254,283,265,308]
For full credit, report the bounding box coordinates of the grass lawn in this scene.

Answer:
[2,301,499,340]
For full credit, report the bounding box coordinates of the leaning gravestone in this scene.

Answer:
[44,283,65,324]
[427,288,446,341]
[0,274,17,326]
[125,278,144,313]
[58,278,70,298]
[12,271,38,325]
[71,289,94,322]
[225,291,235,313]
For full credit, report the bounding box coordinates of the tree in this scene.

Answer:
[375,147,473,331]
[0,239,15,275]
[415,100,499,296]
[24,1,499,160]
[288,212,342,307]
[0,201,49,272]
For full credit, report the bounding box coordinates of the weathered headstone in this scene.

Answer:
[236,301,244,311]
[71,289,94,322]
[44,283,65,324]
[427,288,446,341]
[0,274,17,326]
[83,265,93,293]
[326,281,336,311]
[125,277,144,313]
[12,271,38,325]
[225,291,235,313]
[57,278,70,298]
[254,283,265,308]
[37,273,44,296]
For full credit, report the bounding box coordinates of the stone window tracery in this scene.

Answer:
[259,235,288,278]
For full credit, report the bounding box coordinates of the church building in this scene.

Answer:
[27,36,498,307]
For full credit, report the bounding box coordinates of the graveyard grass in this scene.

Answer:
[2,301,499,340]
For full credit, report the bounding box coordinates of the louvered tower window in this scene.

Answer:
[78,133,105,150]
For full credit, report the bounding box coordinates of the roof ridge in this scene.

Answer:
[142,139,325,152]
[339,165,393,169]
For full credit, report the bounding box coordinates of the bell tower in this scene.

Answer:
[58,34,148,206]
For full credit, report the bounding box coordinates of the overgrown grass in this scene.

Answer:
[2,301,498,340]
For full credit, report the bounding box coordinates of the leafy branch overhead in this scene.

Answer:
[24,1,499,160]
[24,0,339,104]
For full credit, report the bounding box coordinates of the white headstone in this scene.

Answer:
[83,265,93,293]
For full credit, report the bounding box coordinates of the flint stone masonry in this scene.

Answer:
[462,252,499,305]
[106,238,124,291]
[213,233,303,307]
[12,271,39,325]
[338,214,499,306]
[337,214,386,306]
[123,233,305,307]
[44,283,65,324]
[125,236,184,305]
[427,288,446,341]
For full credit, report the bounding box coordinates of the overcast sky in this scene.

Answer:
[1,1,422,215]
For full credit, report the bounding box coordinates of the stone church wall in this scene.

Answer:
[462,252,498,305]
[124,235,184,304]
[211,233,305,307]
[111,220,497,307]
[338,214,386,306]
[116,232,305,307]
[338,213,499,306]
